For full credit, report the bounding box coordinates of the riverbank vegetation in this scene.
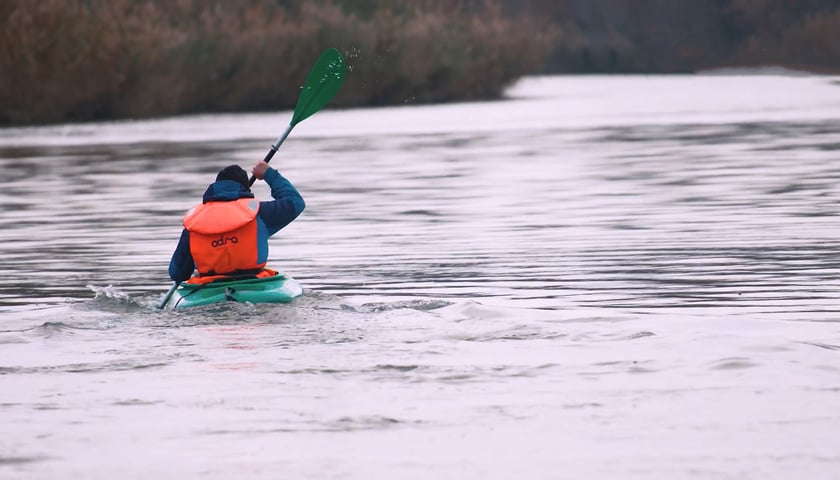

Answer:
[2,0,837,126]
[0,0,553,125]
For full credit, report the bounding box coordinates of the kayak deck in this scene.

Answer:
[169,273,303,308]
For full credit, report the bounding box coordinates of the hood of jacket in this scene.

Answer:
[202,180,255,203]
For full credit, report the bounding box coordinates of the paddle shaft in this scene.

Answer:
[248,123,294,187]
[158,281,180,309]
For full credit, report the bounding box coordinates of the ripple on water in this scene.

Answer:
[709,357,760,370]
[0,455,49,466]
[798,341,840,351]
[0,360,170,375]
[328,415,403,431]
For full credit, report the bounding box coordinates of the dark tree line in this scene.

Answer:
[501,0,840,73]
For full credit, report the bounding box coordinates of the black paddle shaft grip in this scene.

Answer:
[247,147,279,187]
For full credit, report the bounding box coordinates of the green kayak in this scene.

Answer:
[169,273,303,308]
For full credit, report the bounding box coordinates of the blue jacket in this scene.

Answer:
[168,167,304,282]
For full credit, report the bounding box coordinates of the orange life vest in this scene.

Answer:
[183,198,265,276]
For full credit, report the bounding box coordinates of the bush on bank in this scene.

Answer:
[0,0,554,126]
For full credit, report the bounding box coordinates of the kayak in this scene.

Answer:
[169,272,303,308]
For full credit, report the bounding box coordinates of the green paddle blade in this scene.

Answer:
[290,48,346,126]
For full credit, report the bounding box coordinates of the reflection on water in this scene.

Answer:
[1,75,840,478]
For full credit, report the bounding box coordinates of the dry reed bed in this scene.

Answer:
[0,0,554,125]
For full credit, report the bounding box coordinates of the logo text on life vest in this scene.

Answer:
[211,236,239,248]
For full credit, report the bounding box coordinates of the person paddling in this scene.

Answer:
[168,161,304,283]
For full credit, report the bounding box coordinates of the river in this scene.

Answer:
[1,74,840,479]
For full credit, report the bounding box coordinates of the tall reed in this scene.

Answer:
[0,0,554,125]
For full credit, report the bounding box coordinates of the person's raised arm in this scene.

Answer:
[252,161,305,235]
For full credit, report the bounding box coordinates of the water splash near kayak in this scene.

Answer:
[87,284,135,303]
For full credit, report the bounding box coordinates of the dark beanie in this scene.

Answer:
[216,165,249,188]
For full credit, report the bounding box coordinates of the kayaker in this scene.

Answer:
[168,161,304,282]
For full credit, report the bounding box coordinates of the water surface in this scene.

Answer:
[1,75,840,479]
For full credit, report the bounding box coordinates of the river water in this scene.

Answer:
[1,74,840,479]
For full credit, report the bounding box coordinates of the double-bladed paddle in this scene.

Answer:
[158,47,346,309]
